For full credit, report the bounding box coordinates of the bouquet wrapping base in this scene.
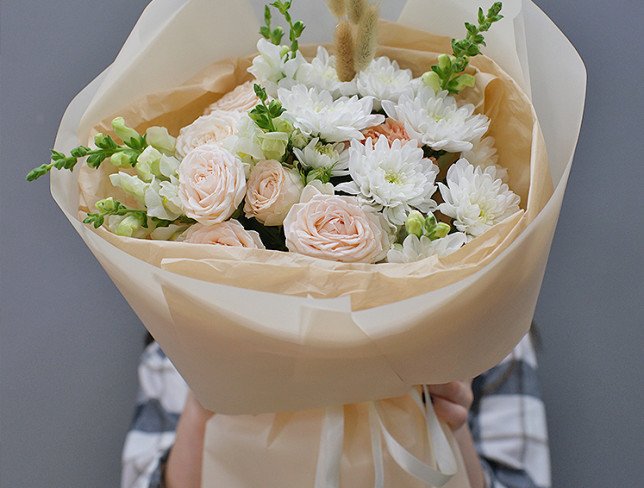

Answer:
[202,389,471,488]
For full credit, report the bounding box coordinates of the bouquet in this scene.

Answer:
[28,0,586,486]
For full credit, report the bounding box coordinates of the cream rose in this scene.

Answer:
[244,160,304,226]
[176,110,243,158]
[283,190,390,263]
[178,144,246,225]
[183,221,265,249]
[205,81,260,114]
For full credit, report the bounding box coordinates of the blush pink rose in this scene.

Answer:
[283,191,390,263]
[244,160,304,226]
[361,118,412,146]
[204,81,260,114]
[178,144,246,225]
[183,221,265,249]
[176,110,243,158]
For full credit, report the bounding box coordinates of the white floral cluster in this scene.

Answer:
[96,38,520,266]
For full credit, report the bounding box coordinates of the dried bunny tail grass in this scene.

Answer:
[326,0,346,18]
[347,0,367,24]
[354,3,379,71]
[335,20,356,81]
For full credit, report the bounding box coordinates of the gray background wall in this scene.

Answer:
[1,0,642,487]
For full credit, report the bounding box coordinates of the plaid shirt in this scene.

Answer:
[121,334,550,488]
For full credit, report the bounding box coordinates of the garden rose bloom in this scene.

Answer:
[361,118,411,145]
[178,144,246,225]
[283,191,390,263]
[176,110,243,158]
[244,160,304,226]
[205,81,260,114]
[183,221,265,249]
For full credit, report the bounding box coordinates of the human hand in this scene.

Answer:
[165,391,214,488]
[427,381,474,431]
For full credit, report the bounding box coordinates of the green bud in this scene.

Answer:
[438,54,453,71]
[453,73,476,91]
[259,131,289,161]
[430,222,451,240]
[136,146,163,182]
[95,197,119,214]
[94,133,109,147]
[306,167,332,184]
[290,129,309,149]
[112,117,140,144]
[145,126,176,155]
[273,117,294,134]
[110,152,133,167]
[424,213,438,232]
[279,46,290,59]
[405,211,426,238]
[115,214,145,237]
[421,71,442,93]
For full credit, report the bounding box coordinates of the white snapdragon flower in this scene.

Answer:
[382,88,489,153]
[295,47,357,98]
[387,232,467,263]
[145,177,183,221]
[248,38,304,97]
[461,136,509,182]
[109,172,148,207]
[336,136,439,226]
[356,57,414,111]
[278,84,384,143]
[222,114,265,163]
[293,138,350,177]
[438,158,520,238]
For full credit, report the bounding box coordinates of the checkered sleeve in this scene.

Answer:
[121,343,189,488]
[469,334,551,488]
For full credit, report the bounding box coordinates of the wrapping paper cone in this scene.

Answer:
[49,0,587,416]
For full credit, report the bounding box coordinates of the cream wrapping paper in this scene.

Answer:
[47,0,585,486]
[49,0,586,414]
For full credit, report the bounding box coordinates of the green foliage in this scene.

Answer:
[259,1,305,59]
[429,2,503,94]
[26,118,149,181]
[83,198,147,229]
[150,215,197,228]
[260,5,285,45]
[249,84,286,132]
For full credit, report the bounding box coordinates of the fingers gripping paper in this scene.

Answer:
[48,0,585,486]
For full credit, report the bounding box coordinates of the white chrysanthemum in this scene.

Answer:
[461,136,509,182]
[248,39,304,97]
[387,232,467,263]
[336,136,439,226]
[382,88,489,153]
[438,158,520,237]
[278,84,384,143]
[176,110,243,158]
[293,138,349,176]
[356,57,414,111]
[295,47,357,98]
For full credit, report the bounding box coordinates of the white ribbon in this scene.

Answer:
[314,388,458,487]
[315,405,345,488]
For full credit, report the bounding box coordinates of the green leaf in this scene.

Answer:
[253,83,268,101]
[264,4,272,25]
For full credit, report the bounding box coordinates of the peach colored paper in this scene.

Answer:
[47,0,585,486]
